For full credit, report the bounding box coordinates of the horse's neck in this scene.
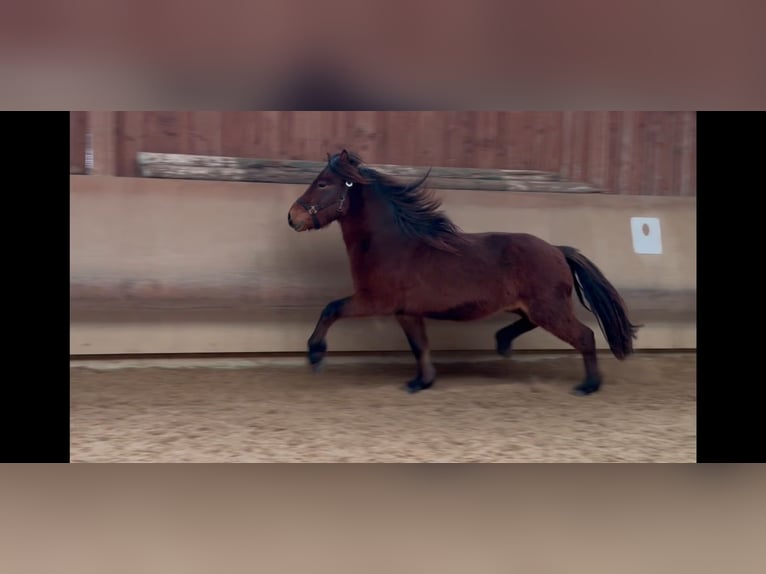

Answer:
[338,188,404,256]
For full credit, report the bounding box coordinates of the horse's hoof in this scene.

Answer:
[307,341,327,373]
[572,380,601,396]
[405,379,433,393]
[307,352,325,373]
[310,359,325,374]
[495,334,512,358]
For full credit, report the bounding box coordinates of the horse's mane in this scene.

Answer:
[328,151,466,253]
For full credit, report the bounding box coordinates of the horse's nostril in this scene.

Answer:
[288,213,293,226]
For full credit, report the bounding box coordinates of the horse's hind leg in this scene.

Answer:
[395,314,436,393]
[495,311,537,357]
[525,303,602,395]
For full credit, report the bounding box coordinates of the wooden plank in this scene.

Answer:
[630,111,646,195]
[616,111,634,195]
[88,111,117,176]
[141,112,183,153]
[679,112,696,197]
[70,111,87,174]
[258,111,280,158]
[136,152,602,193]
[444,111,463,167]
[303,111,323,160]
[658,112,674,196]
[516,111,533,168]
[413,111,433,165]
[606,111,622,194]
[496,112,514,168]
[324,112,348,157]
[115,112,144,177]
[537,112,559,174]
[354,111,382,161]
[560,111,574,180]
[587,111,610,191]
[670,112,682,198]
[476,111,498,169]
[138,166,600,192]
[189,112,222,157]
[385,112,413,165]
[572,112,588,182]
[277,111,295,159]
[221,112,249,157]
[490,111,507,169]
[457,112,478,168]
[550,112,564,175]
[648,112,662,195]
[341,111,362,158]
[339,111,357,156]
[528,111,545,171]
[381,111,398,163]
[413,111,437,167]
[403,112,420,165]
[137,152,560,178]
[249,112,266,158]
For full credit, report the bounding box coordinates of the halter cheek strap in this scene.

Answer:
[298,181,353,228]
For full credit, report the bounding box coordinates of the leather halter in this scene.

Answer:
[297,181,352,229]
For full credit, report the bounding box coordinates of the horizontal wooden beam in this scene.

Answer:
[137,152,604,193]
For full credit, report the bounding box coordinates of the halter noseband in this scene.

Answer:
[297,181,353,229]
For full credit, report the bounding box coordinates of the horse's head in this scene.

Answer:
[288,149,370,232]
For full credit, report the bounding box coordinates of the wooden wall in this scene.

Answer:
[70,111,696,196]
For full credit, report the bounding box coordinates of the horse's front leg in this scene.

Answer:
[307,295,381,371]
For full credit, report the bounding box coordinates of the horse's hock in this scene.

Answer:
[70,162,695,355]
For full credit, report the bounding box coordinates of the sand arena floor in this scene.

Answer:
[70,352,695,462]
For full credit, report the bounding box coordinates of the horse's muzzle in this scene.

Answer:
[288,210,305,231]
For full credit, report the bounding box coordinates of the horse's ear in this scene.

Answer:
[326,152,331,163]
[339,149,349,162]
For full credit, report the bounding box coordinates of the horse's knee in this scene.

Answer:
[320,298,347,320]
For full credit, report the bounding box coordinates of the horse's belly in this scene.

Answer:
[423,301,497,321]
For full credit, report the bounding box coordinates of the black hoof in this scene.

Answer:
[307,340,327,372]
[572,379,601,396]
[496,345,512,358]
[405,379,434,393]
[310,359,325,374]
[495,334,512,358]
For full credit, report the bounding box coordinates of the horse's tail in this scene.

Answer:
[558,245,641,360]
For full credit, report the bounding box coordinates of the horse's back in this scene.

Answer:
[464,231,566,263]
[464,231,573,293]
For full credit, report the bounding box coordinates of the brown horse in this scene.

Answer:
[287,150,640,395]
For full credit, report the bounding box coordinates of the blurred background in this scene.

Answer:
[69,111,696,356]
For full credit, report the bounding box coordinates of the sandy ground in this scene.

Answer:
[70,352,695,463]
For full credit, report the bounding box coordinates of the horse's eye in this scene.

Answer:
[318,182,327,189]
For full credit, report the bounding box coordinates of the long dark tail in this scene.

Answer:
[558,245,641,360]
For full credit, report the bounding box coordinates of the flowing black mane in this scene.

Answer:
[328,151,466,253]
